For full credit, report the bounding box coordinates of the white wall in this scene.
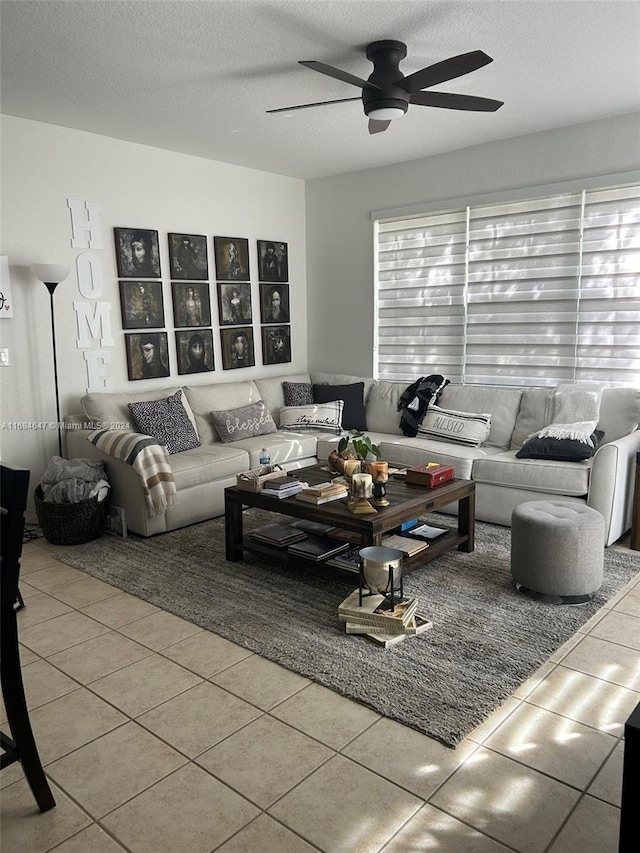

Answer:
[0,116,306,495]
[305,112,640,377]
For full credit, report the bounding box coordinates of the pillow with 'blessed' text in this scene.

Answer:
[210,400,276,443]
[417,404,491,447]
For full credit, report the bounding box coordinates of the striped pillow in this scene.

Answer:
[279,401,344,434]
[417,404,491,447]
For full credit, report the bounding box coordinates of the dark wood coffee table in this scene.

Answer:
[225,464,475,575]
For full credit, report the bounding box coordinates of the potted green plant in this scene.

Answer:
[328,429,382,473]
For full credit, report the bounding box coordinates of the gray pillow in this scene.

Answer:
[210,400,277,442]
[128,389,200,454]
[283,381,314,406]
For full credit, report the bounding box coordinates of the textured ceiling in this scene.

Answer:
[2,0,639,180]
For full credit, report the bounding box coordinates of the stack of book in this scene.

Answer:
[380,533,428,557]
[249,523,307,548]
[260,477,308,499]
[337,589,432,648]
[295,481,349,505]
[287,534,350,562]
[325,544,362,573]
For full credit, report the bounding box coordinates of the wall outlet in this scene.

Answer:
[0,347,9,366]
[104,505,127,538]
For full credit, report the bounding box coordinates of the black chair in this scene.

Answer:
[1,464,56,811]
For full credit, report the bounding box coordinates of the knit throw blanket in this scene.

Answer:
[88,430,177,516]
[548,383,603,425]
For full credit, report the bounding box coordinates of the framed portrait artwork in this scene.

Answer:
[217,282,252,326]
[257,239,288,282]
[171,282,211,328]
[261,325,291,366]
[114,228,161,278]
[220,326,255,370]
[175,329,214,375]
[168,233,209,280]
[214,237,250,281]
[119,281,165,329]
[125,332,170,381]
[259,283,289,324]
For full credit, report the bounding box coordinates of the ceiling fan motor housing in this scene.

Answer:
[362,40,410,116]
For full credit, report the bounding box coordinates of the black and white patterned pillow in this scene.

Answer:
[128,390,200,454]
[282,381,314,407]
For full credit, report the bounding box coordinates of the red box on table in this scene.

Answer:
[405,463,455,488]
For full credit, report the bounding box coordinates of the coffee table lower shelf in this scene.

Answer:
[238,527,468,579]
[225,467,475,579]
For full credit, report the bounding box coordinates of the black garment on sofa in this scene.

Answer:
[397,374,449,437]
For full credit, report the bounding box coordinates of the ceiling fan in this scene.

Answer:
[267,40,503,134]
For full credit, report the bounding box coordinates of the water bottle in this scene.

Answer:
[260,447,271,466]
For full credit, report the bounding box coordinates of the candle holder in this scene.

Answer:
[343,458,361,487]
[369,461,389,507]
[348,472,377,515]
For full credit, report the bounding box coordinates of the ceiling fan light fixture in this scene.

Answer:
[367,106,406,121]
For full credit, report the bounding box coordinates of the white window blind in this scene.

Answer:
[375,182,640,387]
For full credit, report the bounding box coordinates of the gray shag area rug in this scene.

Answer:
[55,513,639,747]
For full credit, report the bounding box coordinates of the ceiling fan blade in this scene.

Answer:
[411,91,504,112]
[398,50,493,93]
[368,119,391,134]
[300,60,381,91]
[266,96,361,114]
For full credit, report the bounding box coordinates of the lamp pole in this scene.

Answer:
[44,282,62,457]
[30,264,70,459]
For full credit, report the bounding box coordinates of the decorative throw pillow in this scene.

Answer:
[128,390,201,454]
[312,382,367,431]
[417,404,491,447]
[210,400,277,443]
[282,381,314,407]
[516,427,604,462]
[279,401,344,434]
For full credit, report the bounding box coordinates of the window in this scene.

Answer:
[375,182,640,387]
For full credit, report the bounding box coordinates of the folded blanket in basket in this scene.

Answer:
[40,455,107,504]
[88,430,177,516]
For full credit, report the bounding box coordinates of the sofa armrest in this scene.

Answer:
[588,430,640,546]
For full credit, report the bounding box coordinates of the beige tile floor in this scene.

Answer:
[1,535,639,853]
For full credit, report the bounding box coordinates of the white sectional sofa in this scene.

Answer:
[64,371,640,546]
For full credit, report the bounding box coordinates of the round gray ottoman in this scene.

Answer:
[511,501,605,605]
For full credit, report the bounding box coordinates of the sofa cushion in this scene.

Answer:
[379,437,503,480]
[365,381,405,434]
[510,388,551,449]
[210,400,277,443]
[312,382,367,431]
[597,387,640,443]
[310,372,377,405]
[282,381,314,407]
[255,373,312,426]
[170,444,251,489]
[183,381,262,444]
[439,385,522,450]
[128,390,200,454]
[472,451,591,496]
[279,401,344,434]
[82,386,198,435]
[417,405,491,447]
[231,432,319,468]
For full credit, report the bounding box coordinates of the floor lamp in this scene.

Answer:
[30,264,70,458]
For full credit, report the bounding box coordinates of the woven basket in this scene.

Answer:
[34,485,109,545]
